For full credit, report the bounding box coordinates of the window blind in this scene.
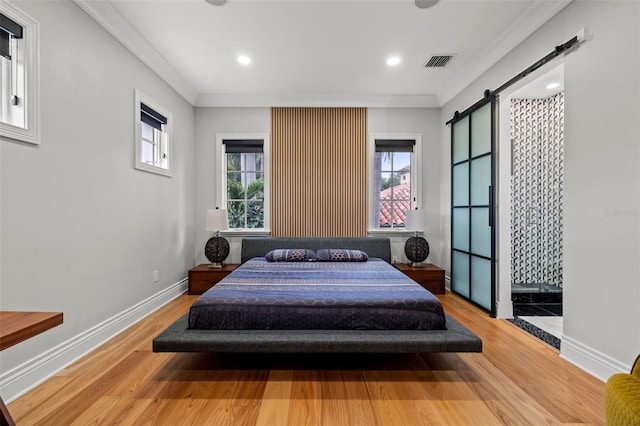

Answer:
[0,13,23,60]
[375,139,415,152]
[140,103,167,131]
[223,139,264,153]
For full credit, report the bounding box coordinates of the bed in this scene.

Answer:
[153,237,482,353]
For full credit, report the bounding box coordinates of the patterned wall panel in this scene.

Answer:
[511,92,564,288]
[270,107,368,237]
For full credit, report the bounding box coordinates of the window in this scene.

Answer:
[134,90,173,177]
[217,134,270,231]
[369,135,422,230]
[0,5,39,144]
[225,140,264,228]
[140,104,168,169]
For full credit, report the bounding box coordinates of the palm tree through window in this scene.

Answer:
[226,151,264,229]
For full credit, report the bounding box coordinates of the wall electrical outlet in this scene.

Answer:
[153,270,159,282]
[392,256,398,264]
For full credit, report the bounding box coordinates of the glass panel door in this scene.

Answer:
[450,99,496,314]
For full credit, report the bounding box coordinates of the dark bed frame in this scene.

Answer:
[153,237,482,353]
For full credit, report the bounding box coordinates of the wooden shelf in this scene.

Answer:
[0,311,63,425]
[0,311,63,351]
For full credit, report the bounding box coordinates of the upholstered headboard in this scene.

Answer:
[241,237,392,264]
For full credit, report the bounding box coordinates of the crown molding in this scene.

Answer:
[436,0,573,106]
[73,0,199,105]
[196,93,440,108]
[73,0,570,109]
[72,0,434,109]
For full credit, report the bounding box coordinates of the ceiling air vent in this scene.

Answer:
[425,55,453,68]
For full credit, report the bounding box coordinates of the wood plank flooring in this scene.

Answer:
[8,292,605,425]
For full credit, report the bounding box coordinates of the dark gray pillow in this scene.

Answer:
[265,249,317,262]
[316,249,368,262]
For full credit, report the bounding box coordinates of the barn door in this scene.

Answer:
[450,97,496,315]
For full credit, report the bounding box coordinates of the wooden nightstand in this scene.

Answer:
[395,263,445,294]
[188,264,239,295]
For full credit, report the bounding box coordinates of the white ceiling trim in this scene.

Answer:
[436,0,573,106]
[196,93,440,108]
[73,0,199,105]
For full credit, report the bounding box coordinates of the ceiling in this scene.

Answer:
[74,0,572,107]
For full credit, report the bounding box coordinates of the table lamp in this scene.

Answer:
[205,208,229,268]
[404,209,430,267]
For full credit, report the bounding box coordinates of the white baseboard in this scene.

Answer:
[0,279,187,402]
[494,299,514,319]
[442,278,626,380]
[560,334,631,382]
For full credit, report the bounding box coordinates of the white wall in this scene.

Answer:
[440,1,640,378]
[193,107,442,266]
[194,107,270,265]
[0,0,195,400]
[368,108,443,267]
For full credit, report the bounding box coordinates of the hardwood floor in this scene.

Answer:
[8,292,605,425]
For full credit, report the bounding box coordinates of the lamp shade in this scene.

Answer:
[206,209,228,232]
[405,209,426,231]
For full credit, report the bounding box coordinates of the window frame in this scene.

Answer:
[216,133,270,232]
[134,89,173,177]
[368,133,423,232]
[0,3,40,145]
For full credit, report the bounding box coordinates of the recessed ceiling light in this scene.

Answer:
[387,56,401,66]
[415,0,439,9]
[237,55,251,65]
[546,82,560,90]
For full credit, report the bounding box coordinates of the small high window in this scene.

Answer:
[0,6,39,144]
[134,90,173,177]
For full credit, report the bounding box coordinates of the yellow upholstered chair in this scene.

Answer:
[606,354,640,425]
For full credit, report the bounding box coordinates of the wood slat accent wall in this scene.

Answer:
[270,107,367,237]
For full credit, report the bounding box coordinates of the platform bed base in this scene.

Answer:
[154,237,482,354]
[152,313,482,354]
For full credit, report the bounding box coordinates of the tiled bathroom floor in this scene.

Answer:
[518,315,563,339]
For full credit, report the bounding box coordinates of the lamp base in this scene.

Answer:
[410,261,426,268]
[208,262,224,269]
[205,236,230,266]
[404,235,430,266]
